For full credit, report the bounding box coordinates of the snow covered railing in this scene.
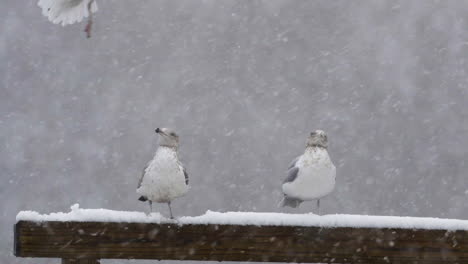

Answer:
[14,205,468,264]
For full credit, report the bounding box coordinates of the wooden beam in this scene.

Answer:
[15,220,468,263]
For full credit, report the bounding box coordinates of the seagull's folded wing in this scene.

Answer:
[178,163,189,185]
[38,0,98,26]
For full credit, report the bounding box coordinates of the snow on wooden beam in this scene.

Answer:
[14,220,468,264]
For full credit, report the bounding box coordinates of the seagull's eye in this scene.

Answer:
[170,132,176,137]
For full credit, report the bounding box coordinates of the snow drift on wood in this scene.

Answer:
[17,204,164,223]
[16,204,468,230]
[38,0,98,26]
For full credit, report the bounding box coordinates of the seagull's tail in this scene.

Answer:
[278,196,303,208]
[138,196,148,202]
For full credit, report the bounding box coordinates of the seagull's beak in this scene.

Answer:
[155,128,167,136]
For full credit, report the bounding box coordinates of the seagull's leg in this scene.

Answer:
[84,0,94,38]
[148,201,153,214]
[316,199,321,215]
[167,202,174,219]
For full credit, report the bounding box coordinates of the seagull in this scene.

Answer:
[137,128,189,219]
[280,130,336,213]
[38,0,98,37]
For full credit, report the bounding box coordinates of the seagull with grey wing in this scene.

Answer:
[280,130,336,213]
[137,128,189,219]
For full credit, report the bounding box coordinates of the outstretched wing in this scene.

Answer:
[38,0,98,26]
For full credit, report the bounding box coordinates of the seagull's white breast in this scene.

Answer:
[282,148,336,200]
[137,147,189,203]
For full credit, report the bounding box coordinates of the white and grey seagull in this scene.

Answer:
[137,128,189,219]
[280,130,336,213]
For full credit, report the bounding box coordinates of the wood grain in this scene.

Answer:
[14,220,468,263]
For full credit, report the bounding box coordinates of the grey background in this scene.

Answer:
[2,1,468,263]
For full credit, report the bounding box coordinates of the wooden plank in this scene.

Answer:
[14,220,468,263]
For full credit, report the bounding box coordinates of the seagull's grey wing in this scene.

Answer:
[283,166,299,184]
[137,164,148,189]
[287,156,300,170]
[178,160,188,185]
[183,167,189,185]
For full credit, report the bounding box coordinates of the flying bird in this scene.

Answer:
[137,128,189,219]
[280,130,336,213]
[38,0,98,37]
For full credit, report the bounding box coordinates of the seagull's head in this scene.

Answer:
[155,127,179,148]
[306,130,328,148]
